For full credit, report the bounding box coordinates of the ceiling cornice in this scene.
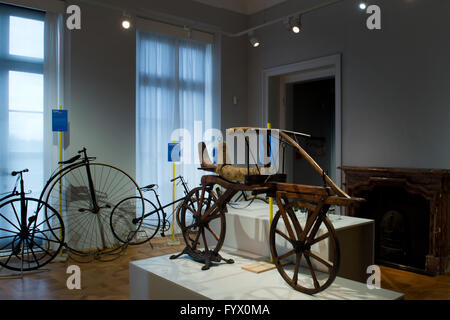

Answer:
[191,0,288,15]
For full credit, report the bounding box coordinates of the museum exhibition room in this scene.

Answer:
[0,0,448,307]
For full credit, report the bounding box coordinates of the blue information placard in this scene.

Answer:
[168,142,181,162]
[52,110,68,132]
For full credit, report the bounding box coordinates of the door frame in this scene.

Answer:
[261,54,342,187]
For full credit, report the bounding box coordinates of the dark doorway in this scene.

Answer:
[287,78,335,186]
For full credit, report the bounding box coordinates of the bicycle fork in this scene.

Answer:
[85,163,100,213]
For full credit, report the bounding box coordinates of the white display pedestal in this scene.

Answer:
[129,250,403,300]
[208,201,374,282]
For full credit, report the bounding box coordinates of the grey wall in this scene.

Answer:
[66,0,450,177]
[68,2,136,174]
[247,0,450,169]
[66,0,249,176]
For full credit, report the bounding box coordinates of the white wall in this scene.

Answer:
[247,0,450,169]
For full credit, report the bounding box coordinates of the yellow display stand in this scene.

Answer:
[267,122,274,263]
[53,105,68,262]
[167,141,180,245]
[242,122,274,273]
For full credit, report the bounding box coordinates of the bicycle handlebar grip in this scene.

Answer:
[78,147,87,154]
[11,169,29,176]
[170,175,181,182]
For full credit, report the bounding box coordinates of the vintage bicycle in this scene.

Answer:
[0,169,64,271]
[110,175,196,245]
[39,147,144,261]
[171,127,364,295]
[216,188,268,209]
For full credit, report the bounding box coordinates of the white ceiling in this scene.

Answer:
[192,0,288,15]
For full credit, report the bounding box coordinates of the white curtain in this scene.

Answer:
[136,31,214,209]
[43,11,64,181]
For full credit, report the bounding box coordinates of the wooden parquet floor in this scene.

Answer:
[0,235,185,300]
[379,265,450,300]
[0,235,448,300]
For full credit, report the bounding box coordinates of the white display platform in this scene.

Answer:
[129,250,404,300]
[206,201,374,282]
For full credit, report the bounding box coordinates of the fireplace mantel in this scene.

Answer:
[340,166,449,275]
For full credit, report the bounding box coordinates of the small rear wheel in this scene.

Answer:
[110,197,160,245]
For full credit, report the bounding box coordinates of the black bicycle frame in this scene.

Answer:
[142,192,186,221]
[79,148,99,212]
[19,173,27,232]
[137,176,192,236]
[4,170,40,253]
[37,147,97,211]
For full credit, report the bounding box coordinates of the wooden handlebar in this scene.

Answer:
[278,131,350,199]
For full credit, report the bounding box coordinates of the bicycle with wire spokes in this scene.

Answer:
[0,169,64,271]
[216,187,269,209]
[110,175,197,245]
[40,147,145,262]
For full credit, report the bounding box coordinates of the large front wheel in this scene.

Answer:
[45,162,144,260]
[0,198,64,271]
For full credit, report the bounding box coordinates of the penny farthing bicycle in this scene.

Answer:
[41,148,144,262]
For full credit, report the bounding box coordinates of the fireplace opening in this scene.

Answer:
[356,186,430,272]
[379,209,408,264]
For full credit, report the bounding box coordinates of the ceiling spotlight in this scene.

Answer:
[248,31,260,48]
[122,19,131,29]
[121,13,132,30]
[359,2,367,10]
[290,15,302,34]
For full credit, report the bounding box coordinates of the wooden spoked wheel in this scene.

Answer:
[269,203,340,295]
[179,186,225,254]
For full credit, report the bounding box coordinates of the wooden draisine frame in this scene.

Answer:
[170,127,364,294]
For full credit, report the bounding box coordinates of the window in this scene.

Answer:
[136,30,214,205]
[0,3,45,196]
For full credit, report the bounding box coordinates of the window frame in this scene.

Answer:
[0,3,45,73]
[0,3,45,189]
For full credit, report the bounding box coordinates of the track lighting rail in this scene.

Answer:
[222,0,344,38]
[73,0,344,39]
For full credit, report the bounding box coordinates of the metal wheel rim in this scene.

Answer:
[45,162,144,258]
[0,198,64,271]
[110,196,160,245]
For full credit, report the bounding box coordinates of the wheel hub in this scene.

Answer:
[19,229,29,238]
[293,240,310,253]
[195,219,207,229]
